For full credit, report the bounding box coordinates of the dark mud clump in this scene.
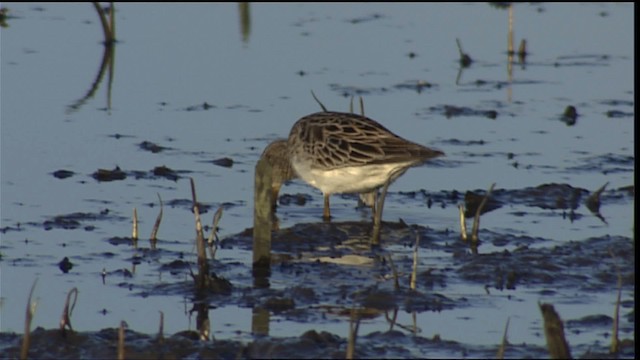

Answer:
[92,166,126,182]
[152,165,180,181]
[42,209,118,231]
[52,169,75,179]
[138,140,169,153]
[211,157,234,168]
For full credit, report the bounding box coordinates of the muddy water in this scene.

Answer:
[0,3,634,359]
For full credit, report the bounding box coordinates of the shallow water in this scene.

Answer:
[0,3,634,358]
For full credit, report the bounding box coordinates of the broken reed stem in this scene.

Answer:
[471,182,496,243]
[346,308,361,360]
[59,287,79,333]
[518,39,527,59]
[611,272,622,354]
[387,254,400,291]
[458,204,468,242]
[311,90,328,112]
[132,208,138,238]
[20,279,38,360]
[117,321,126,360]
[497,317,510,359]
[456,38,473,67]
[149,193,163,248]
[539,302,571,359]
[349,95,366,116]
[608,249,622,354]
[132,207,138,245]
[410,231,420,291]
[585,181,608,215]
[190,178,209,290]
[194,211,205,267]
[349,95,365,116]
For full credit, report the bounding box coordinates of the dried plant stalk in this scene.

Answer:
[59,287,79,334]
[387,254,400,291]
[471,182,496,243]
[410,232,420,291]
[132,207,138,241]
[311,90,328,112]
[190,178,209,290]
[20,279,38,360]
[117,321,127,360]
[458,204,468,242]
[346,308,361,359]
[497,317,510,359]
[149,193,163,248]
[609,249,622,354]
[539,303,571,359]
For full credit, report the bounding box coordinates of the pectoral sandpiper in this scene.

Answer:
[287,111,444,220]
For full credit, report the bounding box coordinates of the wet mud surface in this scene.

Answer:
[0,327,553,359]
[1,184,634,358]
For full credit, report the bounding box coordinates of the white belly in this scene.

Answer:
[292,161,412,195]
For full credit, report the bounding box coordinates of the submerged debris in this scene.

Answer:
[58,257,73,273]
[211,157,234,168]
[139,141,168,153]
[152,165,179,181]
[561,105,578,126]
[92,166,126,182]
[52,170,75,179]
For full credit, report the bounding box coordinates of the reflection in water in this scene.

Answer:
[585,182,609,224]
[456,3,528,103]
[67,3,116,115]
[0,7,10,28]
[506,4,528,102]
[251,307,270,336]
[253,156,273,279]
[238,3,251,44]
[194,302,211,340]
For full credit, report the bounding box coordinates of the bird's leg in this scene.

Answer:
[323,194,331,221]
[357,190,378,216]
[371,179,391,246]
[370,190,378,218]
